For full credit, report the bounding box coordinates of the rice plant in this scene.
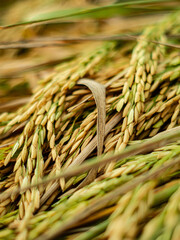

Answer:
[0,0,180,239]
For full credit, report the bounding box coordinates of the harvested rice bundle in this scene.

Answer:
[0,1,180,240]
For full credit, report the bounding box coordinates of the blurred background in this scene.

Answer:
[0,0,179,110]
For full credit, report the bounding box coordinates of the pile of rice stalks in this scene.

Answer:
[0,1,180,239]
